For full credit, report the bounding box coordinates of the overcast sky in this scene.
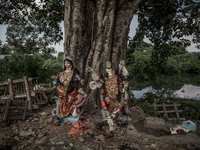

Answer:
[0,15,199,57]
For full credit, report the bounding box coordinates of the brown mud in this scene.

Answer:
[0,103,200,150]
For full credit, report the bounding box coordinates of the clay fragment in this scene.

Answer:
[98,134,106,142]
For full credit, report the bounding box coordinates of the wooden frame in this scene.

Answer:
[0,76,44,122]
[0,99,28,121]
[0,76,56,122]
[152,103,185,121]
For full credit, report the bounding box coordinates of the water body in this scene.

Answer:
[132,85,200,100]
[131,74,200,100]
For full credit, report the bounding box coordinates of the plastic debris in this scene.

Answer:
[51,141,55,145]
[170,124,189,134]
[181,120,196,132]
[56,142,64,145]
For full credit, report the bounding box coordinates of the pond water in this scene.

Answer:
[130,74,200,100]
[132,84,200,100]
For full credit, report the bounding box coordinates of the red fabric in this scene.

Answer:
[74,94,84,105]
[85,115,90,118]
[57,86,65,92]
[69,88,78,97]
[57,86,66,99]
[60,98,74,117]
[118,104,123,109]
[58,92,66,100]
[120,82,123,93]
[177,129,185,134]
[69,107,80,115]
[101,101,107,110]
[66,121,72,125]
[79,115,90,119]
[68,120,88,137]
[59,88,79,118]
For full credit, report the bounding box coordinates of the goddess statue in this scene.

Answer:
[88,60,130,131]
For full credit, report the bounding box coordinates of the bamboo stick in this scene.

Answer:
[23,76,32,110]
[8,78,14,100]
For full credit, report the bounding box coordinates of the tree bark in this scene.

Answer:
[64,0,141,98]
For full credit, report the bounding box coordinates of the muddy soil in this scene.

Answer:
[0,103,200,150]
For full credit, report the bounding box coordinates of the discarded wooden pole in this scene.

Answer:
[8,78,14,100]
[23,76,32,110]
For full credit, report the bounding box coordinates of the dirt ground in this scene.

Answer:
[0,103,200,150]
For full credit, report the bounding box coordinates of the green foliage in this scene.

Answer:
[1,0,64,50]
[135,0,200,50]
[0,43,10,54]
[127,39,154,80]
[57,52,64,62]
[179,100,200,120]
[129,0,200,71]
[127,51,151,80]
[127,38,200,81]
[171,52,200,74]
[0,54,40,81]
[132,95,162,117]
[166,57,179,74]
[1,0,199,51]
[40,53,53,60]
[0,53,62,85]
[5,18,56,54]
[167,98,200,120]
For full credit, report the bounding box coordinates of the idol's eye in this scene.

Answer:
[65,62,70,64]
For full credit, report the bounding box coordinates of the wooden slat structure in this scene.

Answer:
[0,77,50,107]
[152,103,185,121]
[0,99,28,121]
[0,76,53,122]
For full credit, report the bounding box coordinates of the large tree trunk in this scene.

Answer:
[64,0,141,99]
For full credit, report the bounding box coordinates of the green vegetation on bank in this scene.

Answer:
[132,92,200,121]
[0,52,63,84]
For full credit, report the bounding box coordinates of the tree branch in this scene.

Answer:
[191,14,200,19]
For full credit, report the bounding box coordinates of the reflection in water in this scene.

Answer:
[132,84,200,100]
[132,87,151,99]
[175,85,200,100]
[130,74,200,100]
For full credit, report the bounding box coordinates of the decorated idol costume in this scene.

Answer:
[54,58,85,119]
[88,61,130,131]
